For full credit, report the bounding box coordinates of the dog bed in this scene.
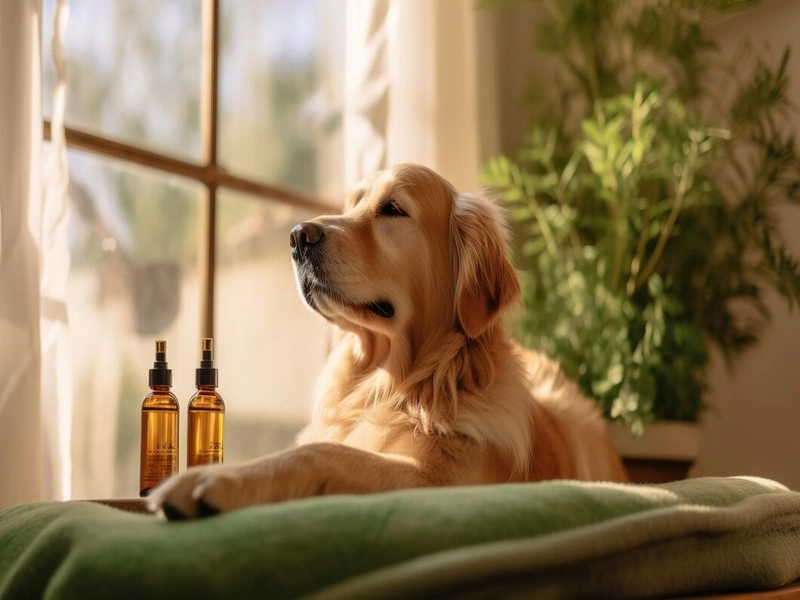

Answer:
[1,476,799,599]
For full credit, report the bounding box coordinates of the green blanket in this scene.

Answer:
[1,477,799,599]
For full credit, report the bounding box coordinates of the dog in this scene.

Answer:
[148,163,626,520]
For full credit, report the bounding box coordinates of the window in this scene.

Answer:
[42,0,345,499]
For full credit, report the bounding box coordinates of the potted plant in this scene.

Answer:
[482,0,800,481]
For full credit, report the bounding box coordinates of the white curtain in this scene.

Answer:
[0,0,72,506]
[344,0,498,193]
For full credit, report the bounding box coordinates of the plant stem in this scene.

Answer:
[610,200,625,291]
[604,162,626,291]
[546,156,582,252]
[627,203,651,295]
[636,144,697,289]
[516,166,559,257]
[534,202,559,257]
[582,40,602,104]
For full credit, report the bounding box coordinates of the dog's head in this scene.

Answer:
[290,163,521,345]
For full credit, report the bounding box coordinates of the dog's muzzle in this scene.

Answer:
[291,221,326,314]
[290,220,395,320]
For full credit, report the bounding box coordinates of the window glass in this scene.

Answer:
[43,0,203,161]
[215,189,328,462]
[218,0,346,201]
[42,0,343,500]
[64,147,203,499]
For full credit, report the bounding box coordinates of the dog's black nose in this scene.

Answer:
[290,222,323,250]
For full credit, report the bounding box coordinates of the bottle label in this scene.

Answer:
[188,410,224,466]
[140,410,179,495]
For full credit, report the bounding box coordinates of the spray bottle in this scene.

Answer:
[139,340,180,496]
[187,338,225,466]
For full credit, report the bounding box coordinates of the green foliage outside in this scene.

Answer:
[53,1,340,271]
[482,0,800,434]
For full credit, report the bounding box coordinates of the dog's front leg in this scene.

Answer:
[146,442,435,520]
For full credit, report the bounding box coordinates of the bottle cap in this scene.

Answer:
[149,340,172,387]
[195,337,218,387]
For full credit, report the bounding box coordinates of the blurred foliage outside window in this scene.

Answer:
[42,0,343,498]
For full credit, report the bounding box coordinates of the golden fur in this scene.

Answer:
[148,163,626,519]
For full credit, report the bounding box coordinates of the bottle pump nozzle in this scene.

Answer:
[149,340,172,387]
[196,337,218,387]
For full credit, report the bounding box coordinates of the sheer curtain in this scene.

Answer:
[344,0,497,192]
[0,0,71,506]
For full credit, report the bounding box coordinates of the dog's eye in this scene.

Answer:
[378,199,407,217]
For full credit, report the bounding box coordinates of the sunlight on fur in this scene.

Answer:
[293,163,626,485]
[147,163,625,520]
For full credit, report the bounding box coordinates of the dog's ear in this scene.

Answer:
[451,193,521,338]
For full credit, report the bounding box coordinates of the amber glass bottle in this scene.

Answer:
[139,340,180,497]
[187,338,225,467]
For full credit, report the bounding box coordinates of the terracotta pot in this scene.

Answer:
[608,421,700,484]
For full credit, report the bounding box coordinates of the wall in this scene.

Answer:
[489,1,800,489]
[692,0,800,490]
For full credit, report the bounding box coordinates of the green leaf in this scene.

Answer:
[522,237,548,257]
[647,273,664,297]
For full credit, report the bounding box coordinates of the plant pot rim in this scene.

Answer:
[608,420,700,462]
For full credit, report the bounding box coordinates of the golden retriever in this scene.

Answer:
[148,163,626,519]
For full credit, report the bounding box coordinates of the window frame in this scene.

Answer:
[42,0,333,338]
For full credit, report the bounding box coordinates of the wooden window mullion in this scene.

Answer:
[199,0,220,339]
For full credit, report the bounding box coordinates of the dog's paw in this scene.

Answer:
[145,447,336,520]
[146,465,251,520]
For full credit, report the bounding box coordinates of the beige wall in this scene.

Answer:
[489,1,800,489]
[692,0,800,490]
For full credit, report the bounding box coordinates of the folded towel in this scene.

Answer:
[1,476,798,599]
